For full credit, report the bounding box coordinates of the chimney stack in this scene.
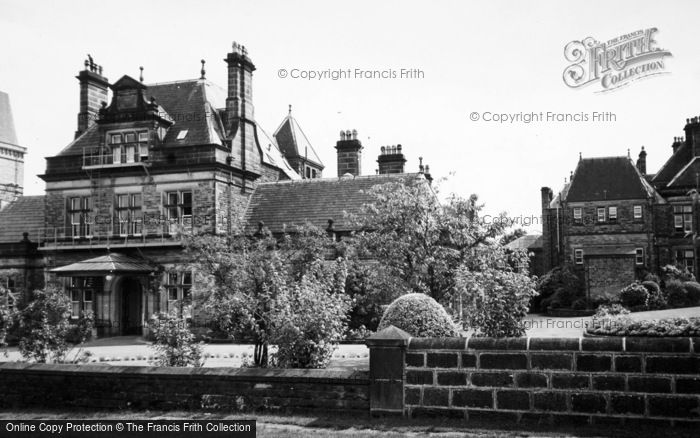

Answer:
[684,117,700,157]
[636,146,647,175]
[672,136,684,154]
[224,42,256,131]
[75,55,109,138]
[377,144,406,174]
[336,129,363,176]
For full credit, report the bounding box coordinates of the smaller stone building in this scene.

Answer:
[543,115,700,298]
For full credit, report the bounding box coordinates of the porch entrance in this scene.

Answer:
[121,277,143,335]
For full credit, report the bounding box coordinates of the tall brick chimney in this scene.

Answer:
[336,129,363,176]
[377,145,406,174]
[636,146,647,175]
[684,117,700,157]
[75,56,109,138]
[224,42,255,129]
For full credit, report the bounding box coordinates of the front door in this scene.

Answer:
[121,277,142,335]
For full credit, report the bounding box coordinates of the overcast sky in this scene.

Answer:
[1,0,699,233]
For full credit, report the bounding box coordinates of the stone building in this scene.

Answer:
[542,116,700,297]
[0,43,430,338]
[0,91,25,210]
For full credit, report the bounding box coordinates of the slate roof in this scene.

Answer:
[653,141,693,186]
[0,196,45,243]
[50,253,154,275]
[505,235,543,251]
[244,174,422,234]
[54,79,297,179]
[565,157,652,202]
[0,91,18,146]
[57,79,226,156]
[273,110,324,168]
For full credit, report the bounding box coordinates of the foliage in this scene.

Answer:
[350,178,511,304]
[344,261,400,333]
[148,311,203,367]
[683,281,700,306]
[16,287,73,363]
[0,305,8,349]
[661,264,695,286]
[66,310,94,344]
[665,279,688,308]
[571,298,588,310]
[641,281,666,310]
[618,282,649,308]
[455,246,537,337]
[378,293,458,337]
[188,222,347,368]
[587,316,700,337]
[593,304,630,319]
[271,259,350,368]
[499,228,527,246]
[534,263,584,311]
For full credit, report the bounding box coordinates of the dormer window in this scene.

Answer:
[108,129,150,164]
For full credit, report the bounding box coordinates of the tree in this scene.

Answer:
[271,258,350,368]
[16,286,72,363]
[186,222,346,367]
[455,245,536,337]
[149,311,203,367]
[350,177,511,305]
[499,228,527,246]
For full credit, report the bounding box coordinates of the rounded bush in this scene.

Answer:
[642,281,666,309]
[619,282,649,308]
[665,279,688,308]
[683,281,700,306]
[378,293,458,337]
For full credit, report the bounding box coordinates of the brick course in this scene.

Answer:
[404,336,700,425]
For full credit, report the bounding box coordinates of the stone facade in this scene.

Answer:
[0,91,25,209]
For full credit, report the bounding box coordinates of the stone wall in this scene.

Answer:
[0,363,369,413]
[400,336,700,427]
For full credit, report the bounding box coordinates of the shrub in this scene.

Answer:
[593,304,630,319]
[66,310,94,344]
[643,272,661,284]
[642,281,666,309]
[571,298,588,310]
[535,264,584,311]
[683,281,700,306]
[661,264,695,286]
[587,316,700,337]
[618,282,649,308]
[456,266,537,337]
[345,262,398,332]
[272,259,350,369]
[16,287,73,363]
[0,305,9,349]
[148,312,203,367]
[665,279,688,308]
[378,293,458,337]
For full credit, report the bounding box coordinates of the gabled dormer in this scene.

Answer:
[81,75,174,169]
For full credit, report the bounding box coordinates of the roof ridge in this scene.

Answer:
[255,173,420,186]
[145,78,206,87]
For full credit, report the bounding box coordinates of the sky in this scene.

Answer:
[1,0,699,233]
